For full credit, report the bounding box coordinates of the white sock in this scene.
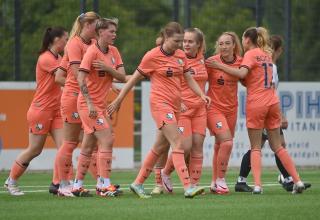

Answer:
[102,178,111,188]
[73,179,83,189]
[284,176,293,184]
[96,176,103,189]
[216,178,227,188]
[7,177,17,186]
[238,176,247,183]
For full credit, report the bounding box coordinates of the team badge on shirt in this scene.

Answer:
[166,113,174,120]
[35,123,43,131]
[111,57,115,65]
[177,59,184,65]
[72,112,80,119]
[178,127,184,134]
[216,121,223,129]
[96,118,104,125]
[200,59,204,64]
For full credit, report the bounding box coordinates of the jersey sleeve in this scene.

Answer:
[79,47,96,73]
[59,53,68,72]
[137,51,155,77]
[240,50,256,70]
[182,55,191,73]
[112,47,124,69]
[67,39,82,65]
[38,54,59,74]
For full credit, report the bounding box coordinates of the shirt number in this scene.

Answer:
[262,63,273,88]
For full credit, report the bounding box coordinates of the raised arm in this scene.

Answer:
[206,59,249,79]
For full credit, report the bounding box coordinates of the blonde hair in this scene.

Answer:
[184,27,206,54]
[215,31,243,56]
[95,18,119,35]
[69,11,100,40]
[243,26,272,55]
[157,22,184,45]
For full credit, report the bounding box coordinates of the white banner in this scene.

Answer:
[142,82,320,167]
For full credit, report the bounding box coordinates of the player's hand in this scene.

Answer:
[107,99,121,116]
[93,60,111,72]
[205,59,219,69]
[88,104,97,119]
[201,95,211,108]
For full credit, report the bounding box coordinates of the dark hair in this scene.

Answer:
[95,18,118,35]
[39,27,66,54]
[243,26,272,55]
[270,35,283,51]
[157,22,184,45]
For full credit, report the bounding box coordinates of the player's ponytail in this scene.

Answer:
[69,11,100,40]
[39,27,66,54]
[243,26,272,55]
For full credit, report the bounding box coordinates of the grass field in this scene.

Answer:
[0,168,319,220]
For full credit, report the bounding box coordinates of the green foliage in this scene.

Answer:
[0,0,319,81]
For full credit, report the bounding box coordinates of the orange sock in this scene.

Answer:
[172,149,190,189]
[57,141,78,182]
[275,147,301,183]
[154,167,162,186]
[163,153,175,176]
[98,150,112,179]
[9,161,28,181]
[251,148,262,187]
[75,152,91,180]
[134,149,159,184]
[88,149,98,179]
[212,143,220,182]
[52,155,60,185]
[189,153,203,186]
[217,140,233,178]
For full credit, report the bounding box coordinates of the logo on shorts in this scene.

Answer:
[72,112,80,119]
[177,59,184,65]
[166,113,174,120]
[111,57,115,65]
[178,127,184,133]
[216,121,223,129]
[35,123,43,131]
[96,118,104,125]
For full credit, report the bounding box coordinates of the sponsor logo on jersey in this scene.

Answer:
[216,121,223,129]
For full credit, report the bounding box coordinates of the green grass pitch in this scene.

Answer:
[0,168,319,220]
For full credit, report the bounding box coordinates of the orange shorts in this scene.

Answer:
[78,108,110,134]
[151,107,179,129]
[27,107,62,135]
[178,105,206,137]
[207,109,237,137]
[61,92,81,124]
[246,103,281,129]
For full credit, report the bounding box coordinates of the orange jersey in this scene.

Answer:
[241,48,279,107]
[137,46,190,112]
[181,54,208,108]
[31,50,62,111]
[206,54,242,113]
[78,43,123,111]
[59,52,68,72]
[63,36,94,95]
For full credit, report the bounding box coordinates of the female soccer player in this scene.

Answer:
[69,18,126,197]
[4,27,68,196]
[206,27,305,194]
[154,28,208,194]
[234,35,311,193]
[108,22,210,199]
[54,12,100,196]
[206,32,243,194]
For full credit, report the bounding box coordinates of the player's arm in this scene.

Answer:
[206,59,248,79]
[54,68,67,86]
[77,70,96,119]
[107,70,144,115]
[183,70,211,106]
